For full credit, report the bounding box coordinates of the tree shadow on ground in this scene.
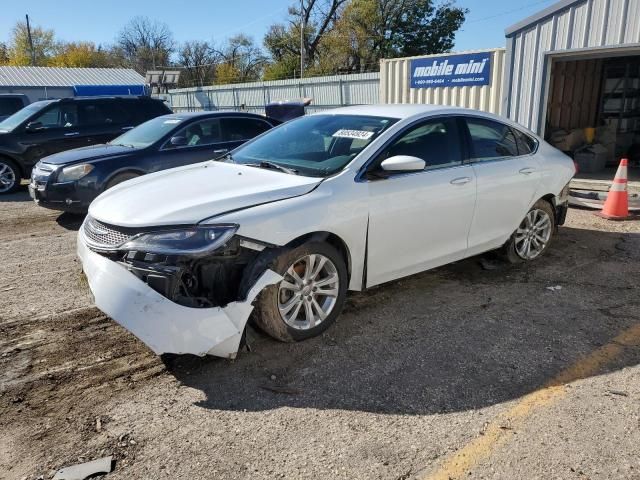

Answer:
[167,225,640,415]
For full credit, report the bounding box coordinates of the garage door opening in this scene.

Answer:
[544,54,640,185]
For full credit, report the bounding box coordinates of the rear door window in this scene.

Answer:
[169,118,223,147]
[0,97,25,116]
[133,100,172,122]
[220,117,272,142]
[465,117,518,161]
[513,128,537,155]
[79,101,131,127]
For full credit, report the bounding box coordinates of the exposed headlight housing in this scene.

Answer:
[120,224,238,257]
[58,164,94,182]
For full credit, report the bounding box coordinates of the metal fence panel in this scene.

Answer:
[164,72,380,114]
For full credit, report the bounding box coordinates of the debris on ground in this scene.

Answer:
[52,456,113,480]
[479,257,500,271]
[259,385,302,395]
[546,285,563,292]
[606,390,629,397]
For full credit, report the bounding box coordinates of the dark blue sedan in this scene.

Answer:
[29,111,279,213]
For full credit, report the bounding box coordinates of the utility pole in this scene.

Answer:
[25,14,35,66]
[300,0,305,78]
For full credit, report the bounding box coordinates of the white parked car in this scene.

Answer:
[77,105,574,358]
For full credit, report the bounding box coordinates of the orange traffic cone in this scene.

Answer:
[598,158,629,220]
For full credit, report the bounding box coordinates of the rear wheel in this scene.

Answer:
[0,158,20,194]
[252,242,348,342]
[504,200,555,263]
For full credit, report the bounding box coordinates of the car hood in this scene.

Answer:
[89,161,323,227]
[41,144,136,166]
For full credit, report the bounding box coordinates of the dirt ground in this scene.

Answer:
[1,187,639,480]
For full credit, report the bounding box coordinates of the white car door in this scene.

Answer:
[463,116,542,255]
[365,117,477,287]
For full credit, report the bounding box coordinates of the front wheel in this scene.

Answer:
[0,158,20,194]
[252,242,348,342]
[504,200,555,263]
[105,172,139,190]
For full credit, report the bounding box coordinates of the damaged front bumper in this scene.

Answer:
[77,231,281,358]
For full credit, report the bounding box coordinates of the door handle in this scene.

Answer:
[213,149,229,155]
[64,132,80,137]
[519,167,536,175]
[450,176,472,185]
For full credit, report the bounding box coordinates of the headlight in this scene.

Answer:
[120,225,238,257]
[58,164,94,182]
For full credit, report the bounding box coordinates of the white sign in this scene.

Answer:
[332,129,374,140]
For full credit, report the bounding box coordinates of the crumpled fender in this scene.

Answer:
[77,236,282,358]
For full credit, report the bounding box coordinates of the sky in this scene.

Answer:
[0,0,558,53]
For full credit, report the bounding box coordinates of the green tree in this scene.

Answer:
[0,42,9,65]
[264,0,348,78]
[388,0,467,57]
[50,42,118,68]
[6,20,58,66]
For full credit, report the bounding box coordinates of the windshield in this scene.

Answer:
[0,101,52,132]
[109,115,184,148]
[230,114,397,177]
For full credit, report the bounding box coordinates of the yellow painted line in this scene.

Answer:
[424,322,640,480]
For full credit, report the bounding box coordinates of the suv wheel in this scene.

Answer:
[252,242,348,342]
[0,158,20,194]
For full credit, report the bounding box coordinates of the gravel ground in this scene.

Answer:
[1,187,639,480]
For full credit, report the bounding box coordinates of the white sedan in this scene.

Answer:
[77,105,574,358]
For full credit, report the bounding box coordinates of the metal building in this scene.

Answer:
[379,48,506,114]
[0,66,147,102]
[503,0,640,172]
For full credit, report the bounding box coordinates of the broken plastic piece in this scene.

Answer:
[52,456,113,480]
[77,238,282,358]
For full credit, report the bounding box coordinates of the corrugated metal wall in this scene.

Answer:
[165,72,380,113]
[379,49,506,114]
[504,0,640,133]
[0,86,74,103]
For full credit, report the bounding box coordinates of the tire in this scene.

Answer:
[252,241,348,342]
[105,172,139,190]
[504,199,556,263]
[0,158,21,194]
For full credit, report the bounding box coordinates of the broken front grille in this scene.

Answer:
[83,216,139,249]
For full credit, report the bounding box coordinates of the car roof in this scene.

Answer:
[50,96,163,102]
[315,104,536,135]
[318,104,459,119]
[159,111,272,121]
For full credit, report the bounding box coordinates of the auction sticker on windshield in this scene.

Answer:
[163,119,182,124]
[332,129,374,140]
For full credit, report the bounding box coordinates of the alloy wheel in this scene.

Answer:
[0,161,16,193]
[514,208,552,260]
[278,253,340,330]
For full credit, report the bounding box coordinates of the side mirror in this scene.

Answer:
[380,155,426,172]
[169,136,187,147]
[25,121,43,132]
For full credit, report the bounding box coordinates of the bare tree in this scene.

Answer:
[216,35,267,84]
[178,40,218,87]
[116,16,174,73]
